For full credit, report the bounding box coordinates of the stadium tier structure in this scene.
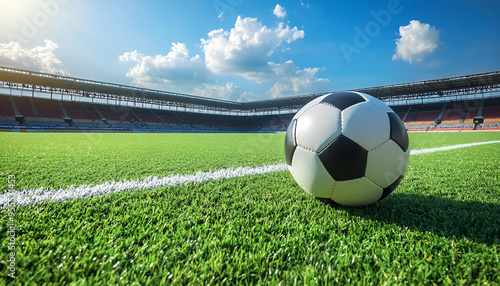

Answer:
[1,66,500,133]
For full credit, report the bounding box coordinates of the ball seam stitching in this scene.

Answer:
[288,163,310,196]
[295,100,323,119]
[329,180,337,200]
[363,175,385,190]
[369,138,390,152]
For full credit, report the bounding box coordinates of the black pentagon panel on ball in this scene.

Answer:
[320,91,366,111]
[284,119,297,166]
[387,112,409,152]
[319,135,368,181]
[379,175,404,201]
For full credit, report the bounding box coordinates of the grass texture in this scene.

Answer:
[0,133,284,191]
[0,132,499,285]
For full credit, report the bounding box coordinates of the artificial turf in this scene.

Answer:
[0,132,499,285]
[0,133,284,191]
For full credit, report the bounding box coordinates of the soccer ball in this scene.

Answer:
[284,91,409,206]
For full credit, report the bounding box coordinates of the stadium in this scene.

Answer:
[1,1,500,284]
[1,66,500,133]
[1,65,500,284]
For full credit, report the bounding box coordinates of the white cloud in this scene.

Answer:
[201,16,305,80]
[193,82,254,102]
[268,61,330,98]
[393,20,440,64]
[273,4,286,19]
[0,39,68,75]
[121,15,329,100]
[119,42,208,89]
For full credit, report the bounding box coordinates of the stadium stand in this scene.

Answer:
[390,97,500,131]
[0,95,13,117]
[1,66,499,133]
[63,101,93,121]
[482,106,500,121]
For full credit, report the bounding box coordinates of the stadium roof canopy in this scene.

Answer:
[1,66,500,112]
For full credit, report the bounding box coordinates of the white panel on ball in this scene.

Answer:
[401,148,410,176]
[365,140,408,189]
[331,177,383,206]
[341,102,390,151]
[295,103,341,152]
[293,94,329,119]
[290,146,336,198]
[355,92,394,113]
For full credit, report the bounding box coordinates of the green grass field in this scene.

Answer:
[1,132,499,285]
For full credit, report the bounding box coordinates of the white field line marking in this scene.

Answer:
[1,164,288,208]
[1,140,499,208]
[410,140,500,155]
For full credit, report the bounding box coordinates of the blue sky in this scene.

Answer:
[0,0,499,101]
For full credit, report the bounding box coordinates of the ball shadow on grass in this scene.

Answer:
[317,194,500,245]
